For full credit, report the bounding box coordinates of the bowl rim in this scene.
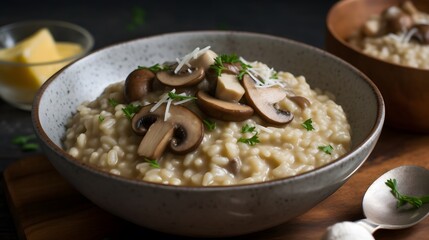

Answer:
[326,0,429,73]
[0,19,94,66]
[32,30,385,191]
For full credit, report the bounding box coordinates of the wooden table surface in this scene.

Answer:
[2,126,429,240]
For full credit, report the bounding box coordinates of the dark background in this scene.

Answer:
[0,1,337,239]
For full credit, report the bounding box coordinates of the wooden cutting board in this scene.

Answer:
[3,127,429,240]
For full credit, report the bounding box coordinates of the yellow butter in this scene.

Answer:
[0,28,82,90]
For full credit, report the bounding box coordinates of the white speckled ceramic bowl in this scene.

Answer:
[32,31,384,237]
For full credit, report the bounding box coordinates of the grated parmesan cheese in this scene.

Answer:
[258,125,273,134]
[240,57,287,88]
[151,89,196,121]
[174,46,211,74]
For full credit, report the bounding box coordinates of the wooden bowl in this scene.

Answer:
[326,0,429,133]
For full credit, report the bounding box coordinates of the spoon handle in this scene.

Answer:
[356,219,380,234]
[322,221,376,240]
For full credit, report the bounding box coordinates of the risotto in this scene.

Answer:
[348,1,429,69]
[63,47,351,186]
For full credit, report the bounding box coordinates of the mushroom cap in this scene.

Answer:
[124,68,155,103]
[196,90,254,122]
[413,24,429,44]
[131,103,204,159]
[242,75,293,125]
[386,12,413,33]
[156,67,205,87]
[288,95,311,109]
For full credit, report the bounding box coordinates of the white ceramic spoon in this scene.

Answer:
[323,165,429,240]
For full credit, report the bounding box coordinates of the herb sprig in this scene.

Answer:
[203,119,216,131]
[241,124,256,133]
[302,118,315,131]
[385,178,429,208]
[238,134,260,146]
[122,104,142,119]
[145,158,160,168]
[108,98,119,107]
[318,145,333,155]
[167,91,197,101]
[138,63,171,73]
[210,54,252,80]
[12,134,39,152]
[238,124,259,146]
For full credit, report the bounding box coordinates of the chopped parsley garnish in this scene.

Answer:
[271,71,279,79]
[12,134,39,152]
[301,118,315,131]
[237,62,252,80]
[385,178,429,208]
[138,63,170,73]
[203,119,216,131]
[318,145,333,155]
[145,158,160,168]
[108,98,119,107]
[241,124,256,133]
[210,54,252,80]
[238,133,260,146]
[167,91,197,101]
[98,115,105,123]
[122,104,142,119]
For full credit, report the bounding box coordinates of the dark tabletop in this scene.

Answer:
[0,1,337,239]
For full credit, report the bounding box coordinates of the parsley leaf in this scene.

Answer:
[12,134,39,152]
[98,115,105,123]
[385,178,429,208]
[167,91,197,101]
[138,63,170,73]
[302,118,315,131]
[238,133,260,146]
[237,62,252,80]
[210,54,251,79]
[318,145,333,155]
[122,104,142,119]
[241,124,256,133]
[108,98,119,107]
[203,119,216,131]
[145,158,160,168]
[271,71,279,79]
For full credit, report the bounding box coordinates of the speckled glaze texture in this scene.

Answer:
[32,31,385,237]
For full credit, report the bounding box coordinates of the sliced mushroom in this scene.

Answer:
[386,12,413,33]
[156,67,205,87]
[222,62,242,75]
[196,90,254,122]
[131,103,204,159]
[242,75,293,125]
[124,68,155,102]
[288,95,311,109]
[412,24,429,44]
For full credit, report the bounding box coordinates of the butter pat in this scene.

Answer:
[0,28,82,90]
[215,73,245,102]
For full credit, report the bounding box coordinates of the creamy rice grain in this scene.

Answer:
[63,62,351,186]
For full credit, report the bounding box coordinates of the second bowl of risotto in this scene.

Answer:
[327,0,429,133]
[33,31,384,237]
